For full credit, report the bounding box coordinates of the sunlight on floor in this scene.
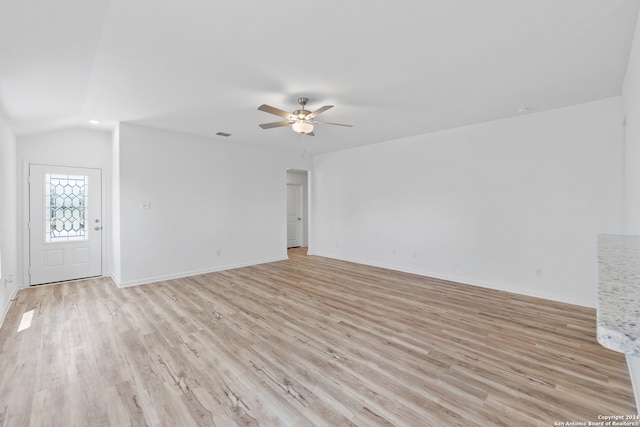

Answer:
[17,310,34,332]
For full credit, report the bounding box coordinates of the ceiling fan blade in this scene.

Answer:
[306,105,333,119]
[314,121,353,127]
[258,104,293,119]
[259,120,292,129]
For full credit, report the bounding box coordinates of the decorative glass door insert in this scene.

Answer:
[30,165,102,286]
[44,173,89,242]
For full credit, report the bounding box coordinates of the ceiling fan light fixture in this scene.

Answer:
[258,97,351,137]
[292,121,313,134]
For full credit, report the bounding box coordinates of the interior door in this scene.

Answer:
[29,164,102,285]
[287,184,302,248]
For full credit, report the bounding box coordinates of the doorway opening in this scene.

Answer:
[286,169,309,252]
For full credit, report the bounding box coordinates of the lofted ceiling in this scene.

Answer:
[0,0,638,155]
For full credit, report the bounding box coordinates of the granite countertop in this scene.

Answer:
[597,234,640,356]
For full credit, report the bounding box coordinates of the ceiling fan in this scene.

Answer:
[258,97,352,136]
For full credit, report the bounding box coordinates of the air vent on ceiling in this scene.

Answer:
[215,131,232,137]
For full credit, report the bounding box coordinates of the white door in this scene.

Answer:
[29,164,102,285]
[287,184,302,248]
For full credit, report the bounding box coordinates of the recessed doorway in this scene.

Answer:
[286,169,309,249]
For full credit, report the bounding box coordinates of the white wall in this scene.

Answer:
[16,129,112,285]
[0,110,18,324]
[116,123,311,286]
[313,97,623,307]
[623,8,640,234]
[622,8,640,409]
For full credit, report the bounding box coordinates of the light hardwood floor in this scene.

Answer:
[0,248,635,426]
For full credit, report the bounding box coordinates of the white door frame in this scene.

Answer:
[285,169,312,253]
[22,162,107,287]
[307,170,313,254]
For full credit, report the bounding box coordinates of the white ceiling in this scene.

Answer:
[0,0,638,155]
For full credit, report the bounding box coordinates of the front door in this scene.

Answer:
[286,183,302,248]
[29,164,102,285]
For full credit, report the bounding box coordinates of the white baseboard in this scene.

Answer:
[0,283,20,329]
[109,272,122,287]
[114,256,288,288]
[311,251,594,308]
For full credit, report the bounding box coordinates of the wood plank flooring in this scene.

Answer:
[0,248,635,426]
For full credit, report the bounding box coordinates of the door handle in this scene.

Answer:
[94,226,103,231]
